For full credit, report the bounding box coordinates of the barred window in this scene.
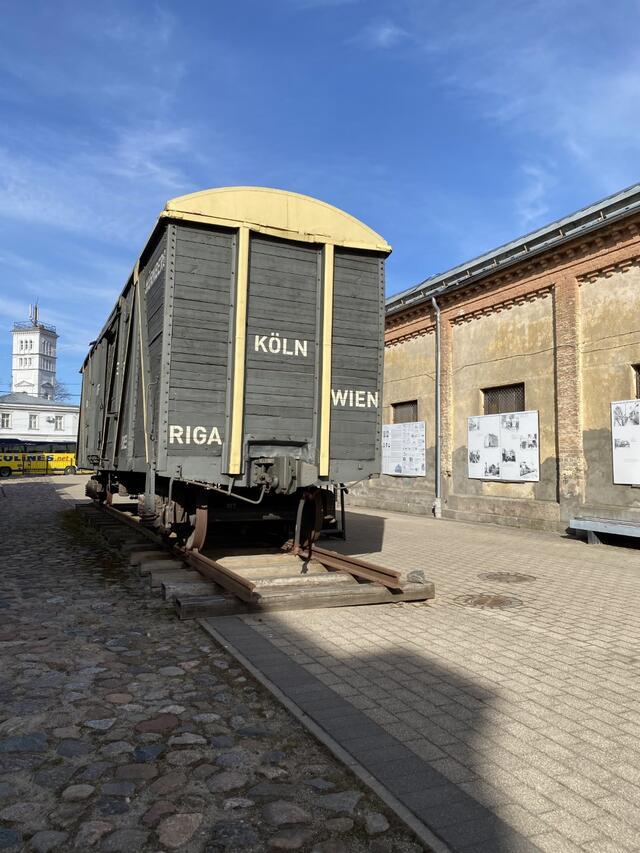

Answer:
[483,383,525,415]
[392,400,418,423]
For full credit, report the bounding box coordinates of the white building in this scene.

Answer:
[1,307,80,449]
[11,309,58,398]
[0,392,79,443]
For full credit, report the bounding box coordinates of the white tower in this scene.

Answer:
[11,305,58,399]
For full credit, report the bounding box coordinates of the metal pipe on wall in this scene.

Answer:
[431,296,442,518]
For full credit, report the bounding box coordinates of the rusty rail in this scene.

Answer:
[102,503,159,543]
[101,502,257,602]
[309,546,403,590]
[97,502,402,598]
[182,550,257,602]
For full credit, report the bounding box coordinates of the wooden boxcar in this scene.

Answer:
[78,187,390,545]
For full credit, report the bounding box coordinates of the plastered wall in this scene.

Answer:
[446,295,558,524]
[350,331,436,513]
[580,267,640,511]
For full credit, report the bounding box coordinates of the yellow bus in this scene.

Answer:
[0,440,78,478]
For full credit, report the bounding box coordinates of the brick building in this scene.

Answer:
[352,183,640,530]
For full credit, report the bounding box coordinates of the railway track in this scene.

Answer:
[75,501,435,619]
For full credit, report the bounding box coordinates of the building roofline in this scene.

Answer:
[12,321,58,335]
[0,392,78,410]
[386,181,640,316]
[0,434,77,442]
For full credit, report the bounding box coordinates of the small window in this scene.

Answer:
[633,365,640,399]
[392,400,418,423]
[483,383,525,415]
[54,416,63,431]
[29,414,38,430]
[1,414,10,429]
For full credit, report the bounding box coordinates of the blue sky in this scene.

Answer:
[1,0,639,400]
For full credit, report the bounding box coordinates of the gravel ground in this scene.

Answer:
[0,477,426,853]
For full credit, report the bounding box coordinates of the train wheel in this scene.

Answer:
[0,467,11,478]
[63,466,77,475]
[185,504,208,551]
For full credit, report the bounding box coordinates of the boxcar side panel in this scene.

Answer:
[143,234,167,457]
[164,224,234,474]
[244,236,320,458]
[111,285,135,469]
[82,336,109,466]
[329,250,383,467]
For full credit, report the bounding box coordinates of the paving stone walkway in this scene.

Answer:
[210,504,640,853]
[0,477,425,853]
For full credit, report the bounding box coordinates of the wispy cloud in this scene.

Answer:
[352,19,409,49]
[405,0,640,194]
[515,163,556,229]
[288,0,360,8]
[0,4,193,242]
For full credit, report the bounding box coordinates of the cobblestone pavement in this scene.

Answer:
[0,477,425,853]
[226,503,640,853]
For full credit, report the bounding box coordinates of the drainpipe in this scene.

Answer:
[431,296,442,518]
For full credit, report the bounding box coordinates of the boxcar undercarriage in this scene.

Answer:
[86,471,343,552]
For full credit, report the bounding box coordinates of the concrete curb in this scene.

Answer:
[199,617,453,853]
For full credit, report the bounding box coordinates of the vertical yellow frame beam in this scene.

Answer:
[133,262,150,465]
[229,226,250,475]
[319,243,335,477]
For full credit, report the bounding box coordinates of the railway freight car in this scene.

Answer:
[78,187,390,549]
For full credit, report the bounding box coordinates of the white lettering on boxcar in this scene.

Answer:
[331,389,379,408]
[254,332,308,357]
[169,425,222,445]
[144,251,166,293]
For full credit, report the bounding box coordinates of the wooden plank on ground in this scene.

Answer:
[130,551,174,566]
[179,581,435,617]
[162,580,218,601]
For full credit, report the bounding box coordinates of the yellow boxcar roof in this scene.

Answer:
[162,186,391,253]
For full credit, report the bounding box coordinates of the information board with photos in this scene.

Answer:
[382,421,426,477]
[467,410,540,482]
[611,399,640,485]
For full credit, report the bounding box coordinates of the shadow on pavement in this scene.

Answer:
[208,610,540,853]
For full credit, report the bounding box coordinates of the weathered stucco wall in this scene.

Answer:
[445,294,560,527]
[580,266,640,514]
[355,212,640,531]
[350,332,436,514]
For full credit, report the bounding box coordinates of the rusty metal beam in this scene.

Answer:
[308,548,403,590]
[183,551,257,603]
[102,504,159,543]
[310,546,401,581]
